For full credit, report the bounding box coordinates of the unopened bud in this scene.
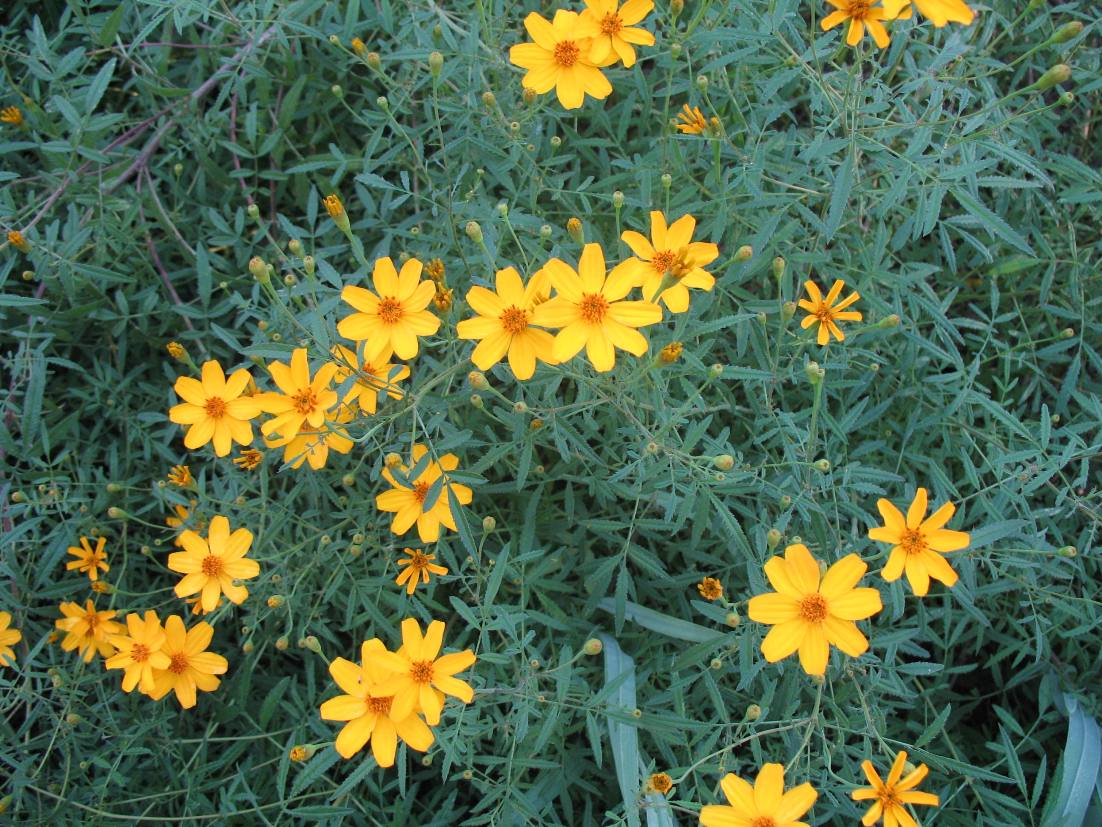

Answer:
[429,50,444,77]
[482,91,496,109]
[242,641,254,653]
[288,239,304,257]
[772,256,786,280]
[782,301,796,319]
[1033,64,1071,91]
[496,202,509,218]
[107,506,126,519]
[173,163,183,177]
[735,245,753,262]
[283,273,296,286]
[767,528,782,550]
[670,42,682,59]
[710,658,723,670]
[275,636,289,651]
[341,473,356,487]
[106,482,123,493]
[21,269,34,281]
[746,703,762,721]
[246,203,260,220]
[780,494,792,508]
[465,221,484,243]
[1050,21,1083,44]
[303,255,315,275]
[583,638,603,655]
[1060,91,1075,106]
[708,363,724,379]
[523,87,538,104]
[661,173,672,189]
[303,635,322,653]
[65,713,81,725]
[1058,545,1077,557]
[249,256,270,284]
[671,0,684,14]
[469,370,488,389]
[645,442,660,455]
[713,454,734,471]
[513,400,528,414]
[550,135,562,148]
[366,52,382,70]
[351,37,366,56]
[612,190,624,209]
[725,611,740,628]
[482,516,496,532]
[267,595,284,608]
[470,394,484,409]
[813,459,830,473]
[1061,327,1075,339]
[566,217,584,244]
[330,84,343,98]
[695,74,708,92]
[805,361,824,385]
[539,224,552,240]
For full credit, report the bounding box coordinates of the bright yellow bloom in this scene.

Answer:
[338,256,440,362]
[700,763,818,827]
[257,348,339,443]
[106,610,171,693]
[331,344,410,415]
[697,577,723,601]
[376,444,473,542]
[66,536,109,582]
[368,618,477,725]
[55,600,122,662]
[264,406,354,471]
[0,106,23,125]
[169,360,262,456]
[868,488,969,596]
[233,448,264,470]
[508,11,611,110]
[613,211,719,312]
[659,341,683,363]
[324,194,344,217]
[748,543,882,676]
[166,503,206,542]
[395,549,449,595]
[0,611,21,666]
[168,514,260,612]
[531,243,662,372]
[884,0,974,26]
[799,279,862,345]
[821,0,900,48]
[167,464,192,487]
[576,0,656,68]
[853,750,940,826]
[149,615,228,709]
[675,104,708,134]
[320,639,435,766]
[456,267,558,381]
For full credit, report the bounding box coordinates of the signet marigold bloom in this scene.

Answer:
[167,464,192,487]
[821,0,901,48]
[508,11,612,110]
[748,543,882,676]
[868,488,970,596]
[264,406,354,471]
[700,763,818,827]
[233,448,264,471]
[613,211,719,312]
[455,266,558,381]
[376,444,473,543]
[395,548,449,595]
[257,348,339,443]
[338,256,440,362]
[0,106,23,125]
[168,515,260,612]
[675,104,708,134]
[531,243,662,372]
[331,344,410,415]
[697,577,723,601]
[576,0,656,68]
[55,600,122,662]
[853,750,940,826]
[0,612,22,667]
[67,535,109,581]
[169,360,262,456]
[884,0,974,26]
[799,279,862,345]
[148,615,228,709]
[106,610,171,694]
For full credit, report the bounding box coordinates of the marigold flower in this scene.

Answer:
[432,286,453,313]
[66,536,109,582]
[748,543,882,676]
[338,256,441,362]
[883,0,974,26]
[169,360,262,456]
[799,279,862,345]
[257,348,339,443]
[331,344,410,415]
[148,615,228,709]
[868,488,969,596]
[289,745,310,762]
[648,772,674,794]
[613,211,719,312]
[167,465,192,487]
[7,230,31,253]
[90,580,113,594]
[395,549,449,595]
[166,341,188,361]
[55,600,122,662]
[168,515,260,612]
[700,763,818,827]
[265,406,354,471]
[456,267,558,381]
[508,11,611,110]
[531,243,662,372]
[576,0,655,67]
[376,444,473,543]
[106,610,171,694]
[0,106,23,125]
[853,750,940,825]
[0,612,21,667]
[659,341,683,363]
[822,0,905,48]
[323,194,344,218]
[233,448,264,471]
[351,37,366,56]
[697,576,723,601]
[675,104,708,134]
[426,258,446,283]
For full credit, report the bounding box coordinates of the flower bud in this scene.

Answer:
[713,454,734,471]
[695,74,708,92]
[429,50,444,77]
[513,400,528,414]
[746,703,762,721]
[780,494,792,508]
[523,87,538,104]
[470,394,484,409]
[469,370,488,389]
[1060,91,1075,106]
[708,363,724,379]
[735,244,753,262]
[465,221,484,243]
[583,638,603,655]
[6,230,32,253]
[671,0,684,15]
[772,256,786,280]
[107,506,126,519]
[482,516,496,533]
[330,84,343,99]
[10,491,25,503]
[275,637,289,651]
[661,173,672,189]
[267,595,284,608]
[659,341,683,363]
[106,482,123,494]
[341,473,356,487]
[481,91,496,109]
[496,202,509,218]
[805,361,824,385]
[1058,545,1077,557]
[645,441,660,455]
[303,635,322,654]
[612,190,624,209]
[303,255,315,276]
[670,42,682,59]
[566,217,584,244]
[782,301,796,320]
[283,273,297,286]
[1033,64,1072,91]
[725,611,740,628]
[549,135,562,148]
[21,269,34,281]
[366,52,382,70]
[539,224,552,240]
[173,162,184,176]
[248,256,269,283]
[767,528,782,550]
[351,37,366,56]
[710,658,723,670]
[1049,21,1083,44]
[288,238,304,257]
[246,203,260,220]
[878,314,901,329]
[1061,327,1075,339]
[242,641,254,653]
[813,459,830,473]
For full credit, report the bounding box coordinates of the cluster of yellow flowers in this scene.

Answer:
[823,0,974,50]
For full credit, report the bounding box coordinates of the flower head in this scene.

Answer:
[697,577,723,601]
[106,610,171,693]
[166,341,188,361]
[821,0,902,48]
[700,763,818,827]
[376,444,473,543]
[508,11,612,110]
[55,600,122,662]
[648,773,674,795]
[331,344,410,415]
[338,257,441,362]
[660,341,684,363]
[853,751,940,825]
[167,465,192,487]
[167,515,259,612]
[675,104,709,134]
[66,536,109,582]
[426,258,446,283]
[169,360,262,456]
[233,448,264,471]
[0,612,21,667]
[395,549,449,595]
[576,0,656,68]
[748,543,882,676]
[868,488,969,596]
[1,106,23,125]
[324,194,344,218]
[257,348,339,443]
[149,615,228,709]
[799,279,862,345]
[884,0,974,26]
[7,230,31,253]
[265,406,354,471]
[613,211,719,312]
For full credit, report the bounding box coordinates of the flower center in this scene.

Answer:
[168,652,190,674]
[367,695,393,715]
[201,555,224,576]
[86,614,99,631]
[131,643,151,663]
[408,550,430,569]
[579,293,609,324]
[411,660,435,684]
[652,250,676,274]
[799,594,829,623]
[204,397,227,418]
[292,388,318,414]
[377,297,403,324]
[413,481,432,504]
[500,306,528,335]
[845,0,873,15]
[553,40,580,66]
[600,13,622,34]
[815,306,835,322]
[750,819,777,827]
[900,529,926,555]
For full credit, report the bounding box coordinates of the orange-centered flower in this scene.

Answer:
[55,600,122,662]
[852,750,940,826]
[338,256,440,362]
[576,0,656,68]
[257,348,339,443]
[799,278,862,345]
[821,0,901,48]
[700,763,818,827]
[148,615,228,709]
[675,104,709,134]
[613,211,719,312]
[66,535,109,582]
[376,444,473,543]
[395,548,449,595]
[331,344,410,415]
[0,612,22,667]
[167,515,260,612]
[508,10,612,110]
[169,360,262,456]
[868,488,970,596]
[106,610,171,694]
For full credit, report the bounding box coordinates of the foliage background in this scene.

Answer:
[1,0,1100,824]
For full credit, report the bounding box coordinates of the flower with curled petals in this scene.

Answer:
[106,610,171,694]
[167,515,259,612]
[821,0,901,49]
[852,750,940,826]
[149,615,228,709]
[169,360,262,456]
[700,763,818,827]
[256,348,339,444]
[66,536,109,582]
[331,344,409,415]
[375,444,473,543]
[798,279,862,345]
[748,543,882,676]
[576,0,656,68]
[611,211,719,312]
[508,10,611,110]
[868,488,970,596]
[338,256,440,362]
[55,600,122,662]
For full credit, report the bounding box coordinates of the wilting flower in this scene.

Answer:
[675,104,708,134]
[149,615,228,709]
[697,577,723,601]
[0,612,22,667]
[799,279,862,345]
[853,750,940,826]
[0,106,23,125]
[338,256,441,362]
[169,360,262,456]
[66,536,109,582]
[647,773,674,795]
[106,610,171,694]
[613,211,719,312]
[395,549,449,595]
[883,0,974,26]
[508,11,611,110]
[233,448,264,471]
[331,344,409,415]
[700,763,818,827]
[376,444,473,543]
[577,0,656,68]
[168,515,259,612]
[257,348,339,443]
[7,230,32,253]
[868,488,970,596]
[167,465,192,487]
[821,0,902,48]
[55,600,122,662]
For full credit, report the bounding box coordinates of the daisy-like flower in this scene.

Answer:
[331,344,410,415]
[697,577,723,601]
[149,616,228,709]
[799,279,862,345]
[376,444,473,542]
[106,610,171,693]
[1,106,23,125]
[395,549,449,595]
[675,104,708,134]
[508,11,611,110]
[456,267,558,381]
[883,0,974,26]
[369,618,477,725]
[700,763,818,827]
[531,243,662,372]
[167,465,192,487]
[648,773,674,795]
[167,515,260,612]
[337,257,441,362]
[320,639,436,766]
[66,536,109,582]
[853,750,940,826]
[55,600,122,662]
[868,488,969,596]
[265,407,354,471]
[576,0,656,68]
[612,211,719,312]
[821,0,901,48]
[257,348,339,443]
[748,543,883,676]
[233,448,264,471]
[169,360,262,456]
[0,611,22,667]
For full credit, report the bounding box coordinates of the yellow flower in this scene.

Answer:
[376,444,473,542]
[106,610,171,694]
[167,515,260,612]
[700,763,818,827]
[647,772,674,794]
[264,406,354,471]
[868,488,969,596]
[1,106,23,125]
[337,256,441,362]
[351,37,367,56]
[748,543,882,676]
[55,600,122,662]
[320,639,436,766]
[66,536,109,582]
[576,0,656,68]
[613,211,719,312]
[659,341,683,363]
[508,11,611,110]
[167,465,192,487]
[0,611,22,667]
[233,448,264,471]
[883,0,974,26]
[395,549,449,595]
[185,595,219,616]
[323,194,344,218]
[697,577,723,601]
[289,745,310,762]
[148,615,228,709]
[821,0,900,48]
[853,750,940,826]
[368,618,477,725]
[7,230,31,253]
[257,348,339,443]
[799,279,861,345]
[166,341,187,361]
[530,243,662,372]
[169,360,262,456]
[456,267,558,381]
[675,104,708,134]
[331,344,410,415]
